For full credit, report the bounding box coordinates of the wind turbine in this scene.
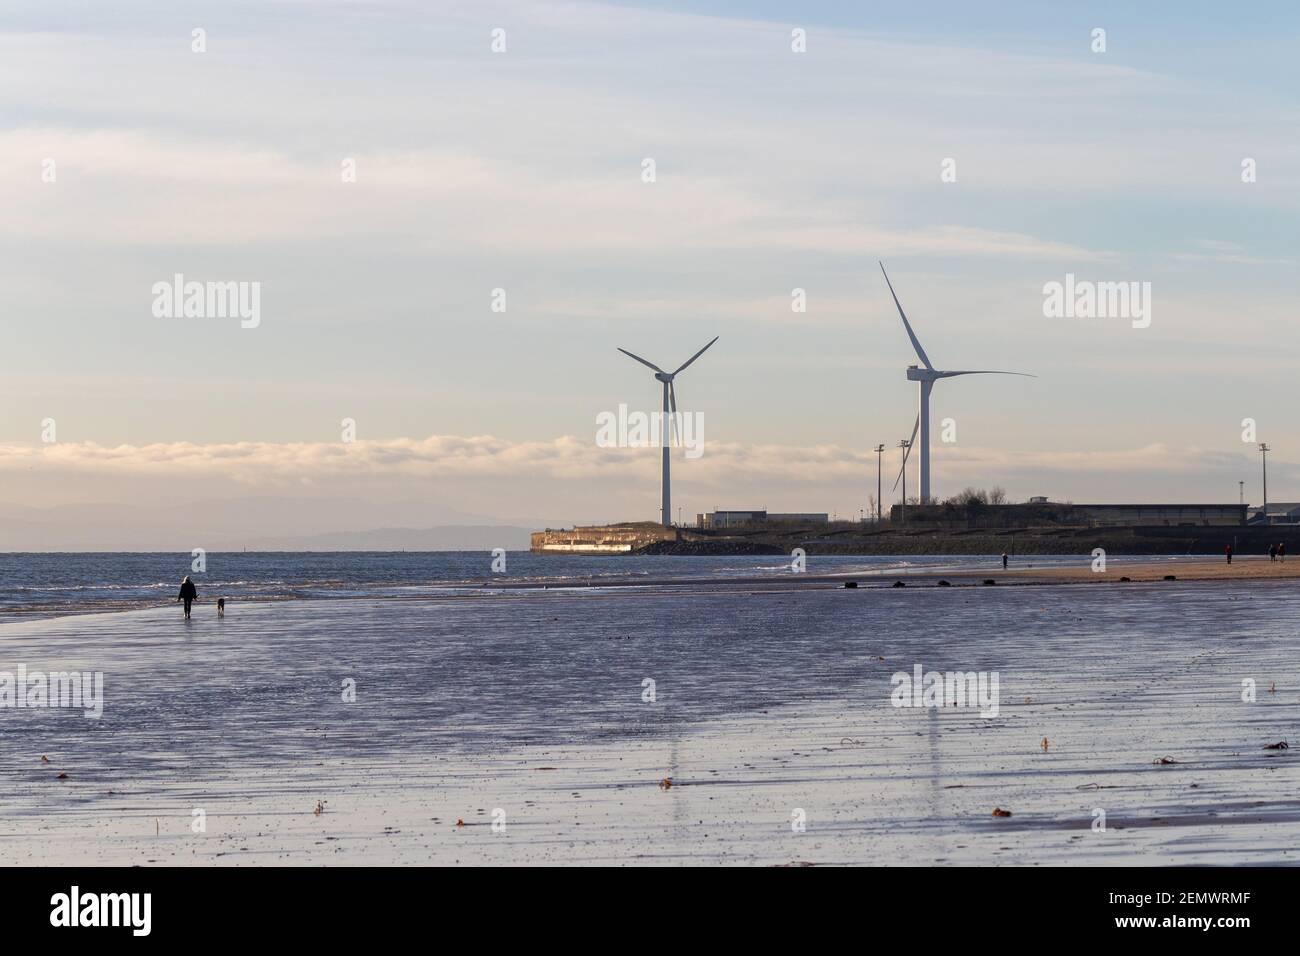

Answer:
[880,262,1033,503]
[617,336,718,526]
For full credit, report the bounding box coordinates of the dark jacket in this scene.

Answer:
[178,580,198,601]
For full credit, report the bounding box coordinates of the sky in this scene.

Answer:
[2,0,1299,544]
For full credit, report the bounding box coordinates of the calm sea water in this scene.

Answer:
[0,551,1104,619]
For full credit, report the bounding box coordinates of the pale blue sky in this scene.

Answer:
[1,0,1298,531]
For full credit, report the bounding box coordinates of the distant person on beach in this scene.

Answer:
[1001,552,1008,570]
[177,575,198,619]
[1225,543,1233,565]
[1268,544,1277,563]
[1279,543,1286,562]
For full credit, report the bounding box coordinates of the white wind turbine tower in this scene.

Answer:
[880,262,1033,503]
[617,336,718,526]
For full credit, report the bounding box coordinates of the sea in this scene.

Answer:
[0,551,1105,619]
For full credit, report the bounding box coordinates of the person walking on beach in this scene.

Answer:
[177,575,198,619]
[1279,542,1286,562]
[1001,552,1009,570]
[1268,544,1277,563]
[1225,543,1233,565]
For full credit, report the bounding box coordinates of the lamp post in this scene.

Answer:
[1259,443,1270,524]
[898,439,911,524]
[874,444,885,523]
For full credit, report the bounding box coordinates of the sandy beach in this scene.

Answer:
[1000,554,1300,584]
[2,573,1297,865]
[480,553,1300,594]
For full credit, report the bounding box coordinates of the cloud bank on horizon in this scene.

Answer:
[2,0,1297,530]
[0,434,1284,528]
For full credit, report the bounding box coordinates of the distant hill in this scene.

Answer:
[0,498,553,552]
[242,525,535,551]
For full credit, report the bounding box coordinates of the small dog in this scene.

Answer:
[217,598,226,617]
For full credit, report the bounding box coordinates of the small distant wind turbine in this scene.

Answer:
[880,262,1034,503]
[617,336,718,526]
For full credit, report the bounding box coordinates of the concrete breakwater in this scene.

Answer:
[534,522,1300,556]
[530,522,679,554]
[639,527,1300,556]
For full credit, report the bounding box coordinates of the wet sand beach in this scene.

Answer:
[2,576,1297,865]
[1000,555,1300,584]
[482,553,1300,593]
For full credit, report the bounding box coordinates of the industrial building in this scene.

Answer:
[889,501,1246,528]
[696,510,829,529]
[1072,503,1246,527]
[1249,503,1300,525]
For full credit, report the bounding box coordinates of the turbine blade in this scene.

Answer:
[672,336,718,375]
[892,415,920,491]
[879,262,933,370]
[668,380,679,449]
[617,348,663,373]
[892,451,912,491]
[938,370,1036,378]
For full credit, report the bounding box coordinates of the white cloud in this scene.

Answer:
[0,432,1261,488]
[0,130,1109,258]
[1170,239,1295,266]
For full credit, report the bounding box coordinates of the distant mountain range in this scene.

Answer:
[241,525,535,551]
[0,497,559,552]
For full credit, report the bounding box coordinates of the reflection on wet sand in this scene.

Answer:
[1,577,1295,864]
